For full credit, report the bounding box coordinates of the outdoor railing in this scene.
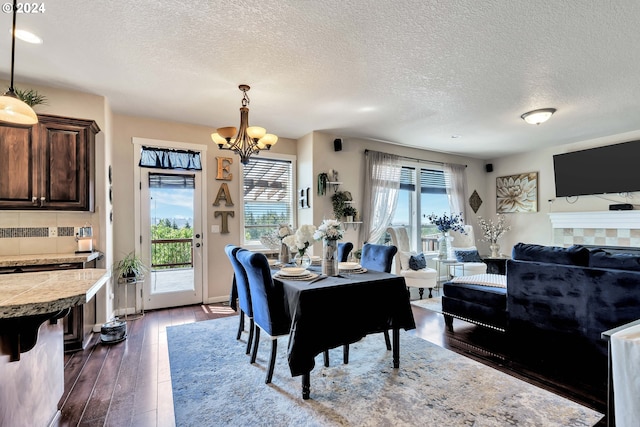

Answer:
[421,234,440,252]
[151,238,193,269]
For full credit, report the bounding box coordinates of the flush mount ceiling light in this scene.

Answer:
[521,108,556,125]
[0,0,37,126]
[14,29,43,44]
[211,84,278,165]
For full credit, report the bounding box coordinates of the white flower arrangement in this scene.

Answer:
[277,224,294,240]
[314,219,344,241]
[283,224,317,255]
[477,214,511,244]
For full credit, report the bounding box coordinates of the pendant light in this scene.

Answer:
[211,85,278,165]
[0,0,38,126]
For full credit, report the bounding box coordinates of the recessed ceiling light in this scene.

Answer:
[13,29,42,44]
[451,135,461,139]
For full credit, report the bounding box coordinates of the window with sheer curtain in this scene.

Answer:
[242,155,295,245]
[389,164,460,252]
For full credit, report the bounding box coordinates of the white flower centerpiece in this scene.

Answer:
[477,214,511,258]
[314,219,344,276]
[283,224,316,268]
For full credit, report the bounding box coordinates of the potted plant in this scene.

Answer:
[114,252,148,278]
[331,191,351,219]
[343,205,357,222]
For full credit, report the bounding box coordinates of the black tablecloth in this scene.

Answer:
[278,269,415,376]
[229,266,416,377]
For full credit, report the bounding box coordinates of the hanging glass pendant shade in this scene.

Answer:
[0,0,38,127]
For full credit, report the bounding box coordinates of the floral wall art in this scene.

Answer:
[496,172,538,213]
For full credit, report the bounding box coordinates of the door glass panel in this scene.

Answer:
[148,173,195,294]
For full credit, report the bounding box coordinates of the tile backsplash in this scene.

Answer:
[0,212,96,255]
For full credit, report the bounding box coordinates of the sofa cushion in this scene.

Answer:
[454,249,483,263]
[409,253,427,270]
[511,243,590,266]
[589,251,640,271]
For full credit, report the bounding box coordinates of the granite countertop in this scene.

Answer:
[0,252,101,268]
[0,269,109,319]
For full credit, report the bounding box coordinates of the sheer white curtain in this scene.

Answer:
[360,151,402,244]
[443,163,468,222]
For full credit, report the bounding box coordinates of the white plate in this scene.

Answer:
[339,262,361,270]
[310,255,321,261]
[280,267,307,276]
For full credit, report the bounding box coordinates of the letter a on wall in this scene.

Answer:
[213,182,234,207]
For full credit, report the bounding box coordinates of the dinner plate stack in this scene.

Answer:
[274,267,319,281]
[338,262,368,274]
[310,255,322,266]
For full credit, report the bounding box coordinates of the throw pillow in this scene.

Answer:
[409,253,427,270]
[399,250,416,271]
[454,249,483,263]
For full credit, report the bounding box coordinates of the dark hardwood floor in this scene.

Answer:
[56,302,607,426]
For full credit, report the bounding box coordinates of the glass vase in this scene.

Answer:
[437,232,454,260]
[294,251,311,269]
[279,242,291,264]
[489,243,500,258]
[322,239,339,276]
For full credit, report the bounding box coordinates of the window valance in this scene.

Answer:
[139,146,202,170]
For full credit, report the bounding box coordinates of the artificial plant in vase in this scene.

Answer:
[331,191,352,219]
[477,214,511,258]
[342,205,357,222]
[426,212,466,259]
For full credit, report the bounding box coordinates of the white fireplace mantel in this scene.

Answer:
[549,211,640,229]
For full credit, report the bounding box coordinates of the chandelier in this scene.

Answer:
[211,85,278,164]
[0,0,38,126]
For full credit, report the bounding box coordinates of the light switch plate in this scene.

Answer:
[211,225,220,233]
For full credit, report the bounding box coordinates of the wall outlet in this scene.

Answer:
[211,225,220,233]
[48,227,58,237]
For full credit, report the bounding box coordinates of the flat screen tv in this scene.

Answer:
[553,140,640,197]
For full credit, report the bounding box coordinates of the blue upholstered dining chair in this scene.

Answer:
[236,250,290,383]
[360,243,398,273]
[338,242,354,262]
[224,245,254,356]
[359,243,399,350]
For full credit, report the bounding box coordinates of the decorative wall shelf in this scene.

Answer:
[326,181,343,192]
[343,221,363,230]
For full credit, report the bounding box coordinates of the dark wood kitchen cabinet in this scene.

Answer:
[0,114,100,211]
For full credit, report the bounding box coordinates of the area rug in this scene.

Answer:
[167,316,603,427]
[410,295,443,313]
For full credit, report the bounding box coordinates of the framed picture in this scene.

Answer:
[496,172,538,213]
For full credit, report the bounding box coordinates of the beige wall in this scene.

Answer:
[112,113,297,303]
[304,132,489,254]
[489,129,640,253]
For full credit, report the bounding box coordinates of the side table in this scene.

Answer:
[432,258,465,287]
[482,256,510,275]
[117,276,145,320]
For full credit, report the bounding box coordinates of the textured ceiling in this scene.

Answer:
[2,1,640,159]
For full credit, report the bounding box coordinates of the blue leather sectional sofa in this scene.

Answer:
[443,243,640,361]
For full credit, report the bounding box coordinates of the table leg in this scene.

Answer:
[392,328,400,368]
[302,373,310,400]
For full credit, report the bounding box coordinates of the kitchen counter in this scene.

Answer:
[0,268,109,427]
[0,252,101,268]
[0,268,109,319]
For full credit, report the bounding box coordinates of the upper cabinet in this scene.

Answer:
[0,114,100,211]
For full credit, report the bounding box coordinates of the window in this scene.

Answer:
[390,164,452,252]
[242,154,295,246]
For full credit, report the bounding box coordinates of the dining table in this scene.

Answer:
[230,261,416,399]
